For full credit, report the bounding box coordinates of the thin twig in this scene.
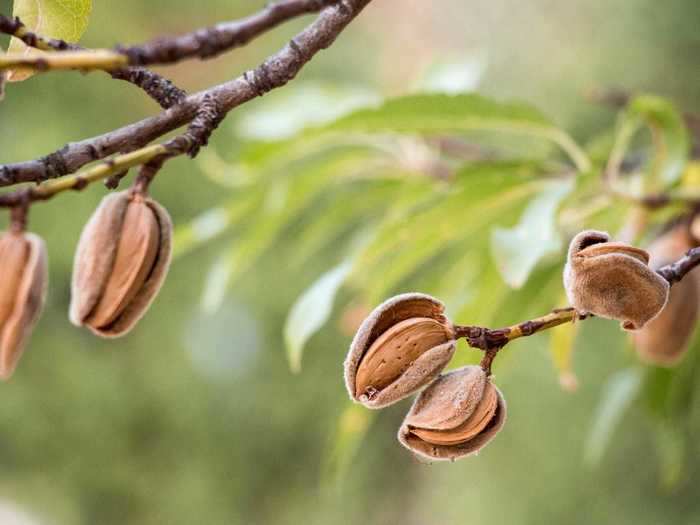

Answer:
[0,0,337,72]
[0,97,228,207]
[0,15,186,109]
[454,247,700,373]
[0,0,371,187]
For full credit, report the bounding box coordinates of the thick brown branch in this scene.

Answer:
[118,0,337,66]
[0,15,186,109]
[0,0,371,188]
[0,0,337,74]
[454,248,700,372]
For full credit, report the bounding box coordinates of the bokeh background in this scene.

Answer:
[1,1,700,524]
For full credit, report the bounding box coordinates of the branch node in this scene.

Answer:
[184,95,226,158]
[38,148,70,183]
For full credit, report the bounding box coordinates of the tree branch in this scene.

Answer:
[0,0,337,73]
[0,15,186,109]
[454,247,700,373]
[0,0,371,188]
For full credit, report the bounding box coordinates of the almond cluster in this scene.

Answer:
[345,229,698,462]
[344,293,507,461]
[0,189,172,380]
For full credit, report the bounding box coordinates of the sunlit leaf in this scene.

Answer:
[491,178,573,288]
[549,304,579,392]
[321,403,375,489]
[610,95,690,193]
[173,195,263,259]
[200,251,235,315]
[653,422,686,489]
[235,82,380,141]
[195,149,254,188]
[231,94,590,176]
[353,161,543,300]
[219,153,374,287]
[287,179,407,268]
[7,0,93,82]
[628,95,689,188]
[585,367,643,467]
[413,57,485,94]
[284,261,353,373]
[318,94,590,171]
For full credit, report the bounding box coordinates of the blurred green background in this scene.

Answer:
[1,1,700,524]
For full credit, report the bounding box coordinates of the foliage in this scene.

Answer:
[2,0,700,524]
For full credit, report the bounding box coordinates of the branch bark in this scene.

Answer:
[0,0,337,72]
[0,0,371,188]
[0,15,186,109]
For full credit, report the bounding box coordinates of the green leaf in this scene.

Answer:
[353,161,543,300]
[490,178,573,288]
[610,95,690,192]
[173,195,262,260]
[231,94,590,176]
[548,305,579,392]
[318,94,590,172]
[321,403,375,490]
[7,0,93,82]
[629,95,689,188]
[284,261,353,373]
[585,367,643,467]
[287,179,406,268]
[653,422,686,489]
[200,251,235,315]
[235,82,380,141]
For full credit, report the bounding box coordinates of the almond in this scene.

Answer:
[0,231,48,379]
[70,191,172,338]
[398,365,506,461]
[344,293,456,409]
[563,230,669,330]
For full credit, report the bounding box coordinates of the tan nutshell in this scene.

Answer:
[633,225,699,366]
[563,230,669,330]
[344,293,456,409]
[70,191,172,338]
[0,231,48,379]
[398,365,506,461]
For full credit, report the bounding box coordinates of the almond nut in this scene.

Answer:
[0,230,48,379]
[344,293,456,409]
[70,191,172,338]
[398,365,506,461]
[563,230,669,330]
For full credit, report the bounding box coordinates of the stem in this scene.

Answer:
[454,308,577,351]
[454,248,700,373]
[0,0,338,73]
[0,145,168,207]
[0,0,372,187]
[0,50,128,72]
[0,15,186,109]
